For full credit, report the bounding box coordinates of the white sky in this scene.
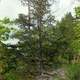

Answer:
[0,0,80,20]
[0,0,27,19]
[53,0,80,19]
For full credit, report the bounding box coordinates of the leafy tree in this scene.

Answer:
[10,12,76,80]
[0,18,12,79]
[11,0,56,79]
[55,13,75,63]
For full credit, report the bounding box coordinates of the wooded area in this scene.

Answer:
[0,0,80,80]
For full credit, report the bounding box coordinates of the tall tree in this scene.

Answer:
[56,13,75,63]
[16,0,55,79]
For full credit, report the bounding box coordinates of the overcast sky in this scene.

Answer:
[0,0,80,20]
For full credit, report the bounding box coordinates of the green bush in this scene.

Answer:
[66,64,80,80]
